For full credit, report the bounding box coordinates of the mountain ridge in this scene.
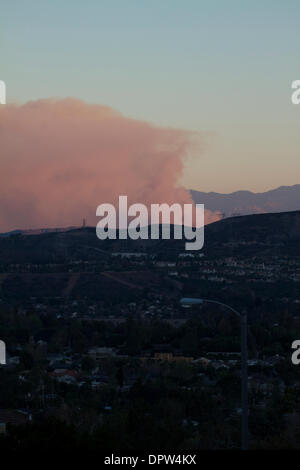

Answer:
[190,184,300,217]
[0,210,299,264]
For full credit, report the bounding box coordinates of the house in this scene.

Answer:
[87,347,115,362]
[0,409,31,434]
[49,369,79,384]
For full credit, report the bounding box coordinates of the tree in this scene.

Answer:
[81,356,96,373]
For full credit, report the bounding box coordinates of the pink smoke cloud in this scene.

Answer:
[0,98,219,232]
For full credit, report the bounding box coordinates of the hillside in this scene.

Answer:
[204,210,300,256]
[0,211,299,305]
[0,210,299,265]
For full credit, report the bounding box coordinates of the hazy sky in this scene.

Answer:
[1,0,300,193]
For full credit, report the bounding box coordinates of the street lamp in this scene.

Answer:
[180,297,248,450]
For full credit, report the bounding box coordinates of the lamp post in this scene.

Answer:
[180,297,248,450]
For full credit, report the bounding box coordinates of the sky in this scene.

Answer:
[1,0,300,197]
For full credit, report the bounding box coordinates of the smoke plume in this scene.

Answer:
[0,98,218,231]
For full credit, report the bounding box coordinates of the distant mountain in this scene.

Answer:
[190,184,300,217]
